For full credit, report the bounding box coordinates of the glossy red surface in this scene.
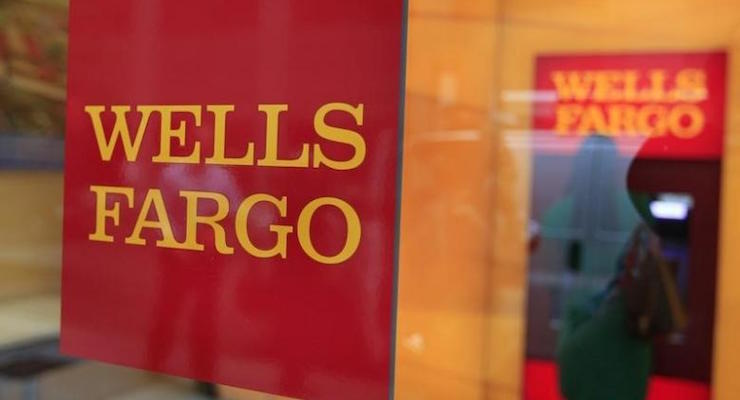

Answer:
[61,2,406,399]
[524,360,711,400]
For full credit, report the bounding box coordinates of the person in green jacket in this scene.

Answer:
[540,135,660,400]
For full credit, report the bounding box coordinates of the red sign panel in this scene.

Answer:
[534,52,726,159]
[61,2,407,399]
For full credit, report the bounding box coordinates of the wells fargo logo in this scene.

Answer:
[550,68,707,138]
[84,103,365,265]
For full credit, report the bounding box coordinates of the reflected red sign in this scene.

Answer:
[534,52,726,159]
[61,2,407,399]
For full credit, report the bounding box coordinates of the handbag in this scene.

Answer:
[619,224,688,337]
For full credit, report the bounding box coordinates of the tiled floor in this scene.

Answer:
[0,295,293,399]
[107,381,211,400]
[0,294,60,349]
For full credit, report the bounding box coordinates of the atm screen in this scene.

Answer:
[647,192,694,323]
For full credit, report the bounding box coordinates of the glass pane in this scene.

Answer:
[1,0,738,399]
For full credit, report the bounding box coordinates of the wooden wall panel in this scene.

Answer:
[396,0,500,399]
[0,172,62,299]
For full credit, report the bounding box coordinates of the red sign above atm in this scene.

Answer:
[61,2,407,400]
[534,52,727,159]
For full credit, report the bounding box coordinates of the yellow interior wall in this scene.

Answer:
[395,1,504,399]
[714,29,740,400]
[0,171,63,300]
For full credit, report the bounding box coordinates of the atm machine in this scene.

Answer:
[523,52,725,400]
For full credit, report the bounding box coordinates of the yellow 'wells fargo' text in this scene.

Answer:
[85,103,367,264]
